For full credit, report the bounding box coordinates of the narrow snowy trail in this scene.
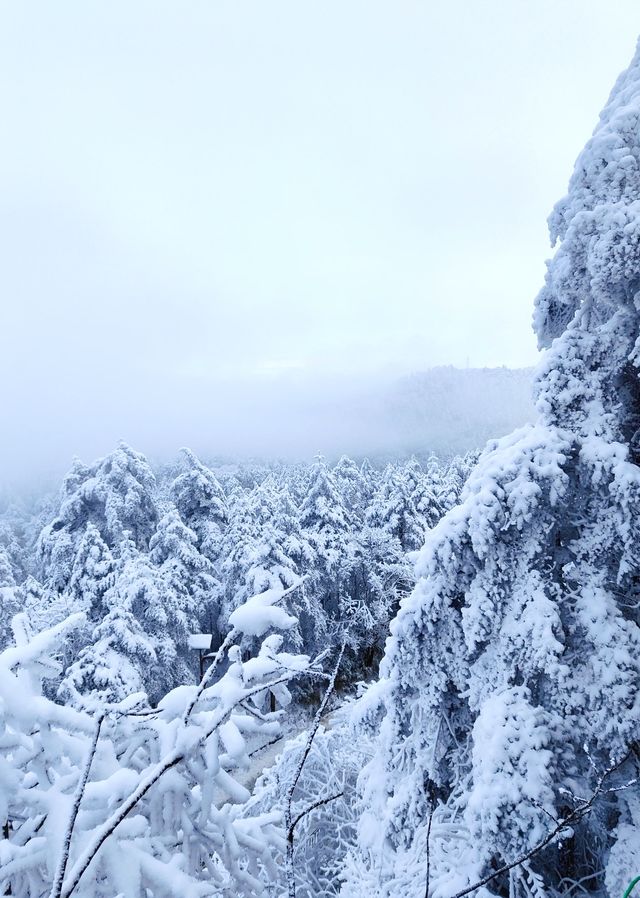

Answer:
[238,736,288,792]
[238,707,338,793]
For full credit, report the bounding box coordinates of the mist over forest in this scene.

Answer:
[0,365,534,495]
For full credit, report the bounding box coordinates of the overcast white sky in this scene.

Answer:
[1,2,640,483]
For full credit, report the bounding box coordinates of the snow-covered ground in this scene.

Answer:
[239,702,340,792]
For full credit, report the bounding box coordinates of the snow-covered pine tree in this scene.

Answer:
[0,549,20,647]
[271,481,321,654]
[299,455,353,649]
[62,529,198,707]
[171,447,228,562]
[286,461,313,505]
[365,464,425,553]
[437,451,477,513]
[37,443,159,591]
[299,455,352,552]
[114,535,192,700]
[217,482,304,656]
[0,543,15,589]
[359,457,379,496]
[17,573,81,641]
[239,521,303,657]
[272,481,309,567]
[341,521,412,674]
[58,592,156,707]
[0,514,26,584]
[86,442,159,549]
[67,523,116,621]
[333,455,368,521]
[218,485,265,632]
[149,507,218,659]
[344,40,640,898]
[402,456,443,533]
[241,520,300,601]
[46,526,116,676]
[424,452,443,489]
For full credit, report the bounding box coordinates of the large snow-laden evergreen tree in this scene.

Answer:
[298,455,355,654]
[403,456,443,532]
[58,591,156,708]
[148,509,217,640]
[61,530,202,707]
[344,41,640,898]
[365,464,425,554]
[115,536,198,701]
[170,448,228,563]
[340,520,413,674]
[218,486,270,634]
[67,524,116,619]
[332,455,369,521]
[218,482,304,655]
[37,444,159,594]
[299,455,352,559]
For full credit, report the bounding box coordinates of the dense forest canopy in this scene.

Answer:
[0,446,476,701]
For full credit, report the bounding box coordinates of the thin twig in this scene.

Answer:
[287,642,345,804]
[49,712,105,898]
[181,628,237,725]
[284,641,345,898]
[290,791,344,835]
[249,736,283,758]
[424,800,434,898]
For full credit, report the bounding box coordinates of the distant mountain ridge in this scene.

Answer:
[197,365,536,465]
[378,365,535,458]
[0,365,536,493]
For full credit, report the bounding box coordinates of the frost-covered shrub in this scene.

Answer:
[248,699,375,897]
[0,583,313,898]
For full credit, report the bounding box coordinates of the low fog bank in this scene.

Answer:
[2,366,534,494]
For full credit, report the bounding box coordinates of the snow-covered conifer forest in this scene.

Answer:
[3,14,640,898]
[0,443,475,896]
